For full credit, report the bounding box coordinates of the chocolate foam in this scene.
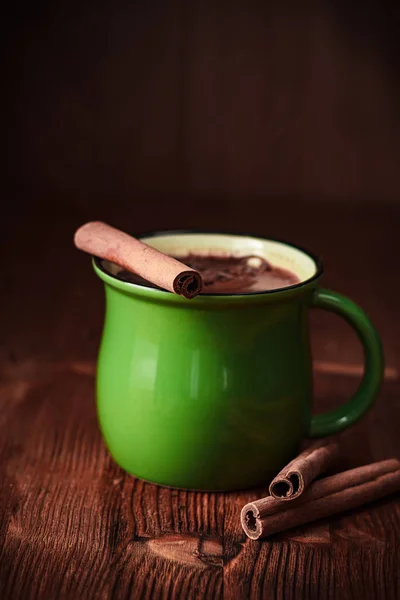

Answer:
[116,253,299,294]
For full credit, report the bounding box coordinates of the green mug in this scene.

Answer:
[93,232,384,491]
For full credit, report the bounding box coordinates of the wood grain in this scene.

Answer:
[5,366,399,600]
[1,203,400,599]
[3,2,400,595]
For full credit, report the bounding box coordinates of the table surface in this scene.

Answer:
[1,201,399,599]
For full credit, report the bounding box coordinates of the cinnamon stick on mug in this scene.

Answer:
[269,439,340,500]
[241,459,400,540]
[74,221,203,299]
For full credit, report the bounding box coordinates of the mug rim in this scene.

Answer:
[93,229,324,298]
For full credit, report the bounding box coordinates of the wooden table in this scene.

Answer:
[1,201,399,599]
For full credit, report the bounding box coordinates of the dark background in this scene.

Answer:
[3,0,400,364]
[2,3,400,598]
[5,0,400,219]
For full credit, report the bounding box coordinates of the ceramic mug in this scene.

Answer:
[93,232,384,491]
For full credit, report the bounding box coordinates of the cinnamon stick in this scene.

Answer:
[241,459,400,540]
[269,440,339,500]
[74,222,203,299]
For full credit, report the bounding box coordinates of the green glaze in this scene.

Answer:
[92,239,384,491]
[310,289,384,436]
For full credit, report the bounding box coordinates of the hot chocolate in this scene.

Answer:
[117,253,299,293]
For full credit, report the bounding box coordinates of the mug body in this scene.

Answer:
[94,233,321,490]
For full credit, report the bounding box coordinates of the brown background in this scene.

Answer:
[2,2,400,599]
[5,0,400,214]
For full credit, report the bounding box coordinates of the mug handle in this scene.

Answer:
[309,288,384,437]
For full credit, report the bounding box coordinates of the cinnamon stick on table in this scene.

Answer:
[241,459,400,540]
[269,439,339,500]
[74,221,203,299]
